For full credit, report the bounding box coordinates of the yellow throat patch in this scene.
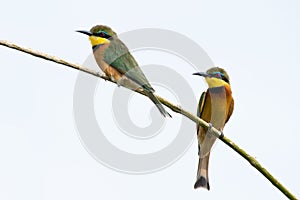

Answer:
[89,36,110,46]
[205,77,229,88]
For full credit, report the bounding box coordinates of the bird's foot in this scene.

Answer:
[207,123,213,131]
[176,105,182,112]
[219,131,224,139]
[116,80,122,87]
[97,72,105,79]
[207,123,224,138]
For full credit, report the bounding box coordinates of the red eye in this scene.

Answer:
[214,73,220,78]
[211,72,223,79]
[95,31,107,38]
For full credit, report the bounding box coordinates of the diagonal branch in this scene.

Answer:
[0,40,297,200]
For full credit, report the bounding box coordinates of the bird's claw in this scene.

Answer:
[207,123,213,131]
[97,72,107,81]
[116,80,121,87]
[177,105,182,110]
[207,123,224,138]
[219,131,224,139]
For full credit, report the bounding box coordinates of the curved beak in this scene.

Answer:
[192,72,211,78]
[76,30,92,36]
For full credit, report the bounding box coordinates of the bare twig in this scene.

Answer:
[0,40,297,200]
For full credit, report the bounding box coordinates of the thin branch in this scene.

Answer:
[0,40,297,200]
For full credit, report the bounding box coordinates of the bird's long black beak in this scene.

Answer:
[76,30,92,36]
[192,72,211,77]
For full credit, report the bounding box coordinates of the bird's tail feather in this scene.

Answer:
[146,91,171,118]
[194,153,210,190]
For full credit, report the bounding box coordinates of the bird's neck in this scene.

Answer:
[205,77,229,88]
[89,36,110,47]
[206,77,232,95]
[92,42,109,54]
[92,44,103,51]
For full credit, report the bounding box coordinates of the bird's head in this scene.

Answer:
[76,25,117,48]
[193,67,230,88]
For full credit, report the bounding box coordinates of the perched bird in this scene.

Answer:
[193,67,234,190]
[77,25,171,117]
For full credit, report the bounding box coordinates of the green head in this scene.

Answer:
[76,25,117,47]
[193,67,230,88]
[89,25,117,37]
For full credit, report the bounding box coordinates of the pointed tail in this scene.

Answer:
[145,91,171,118]
[194,153,210,190]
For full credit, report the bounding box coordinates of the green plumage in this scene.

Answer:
[90,25,154,93]
[87,25,170,117]
[103,37,155,93]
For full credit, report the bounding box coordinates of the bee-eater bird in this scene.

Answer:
[193,67,234,190]
[76,25,171,117]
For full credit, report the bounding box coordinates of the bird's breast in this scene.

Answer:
[201,85,232,129]
[93,45,123,82]
[93,44,108,70]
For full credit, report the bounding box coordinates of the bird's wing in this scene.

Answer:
[103,38,154,92]
[197,91,207,131]
[225,98,234,123]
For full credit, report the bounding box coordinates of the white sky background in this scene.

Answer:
[1,0,300,199]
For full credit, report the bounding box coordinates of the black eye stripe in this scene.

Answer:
[94,31,111,39]
[220,74,229,83]
[211,72,229,83]
[222,76,229,83]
